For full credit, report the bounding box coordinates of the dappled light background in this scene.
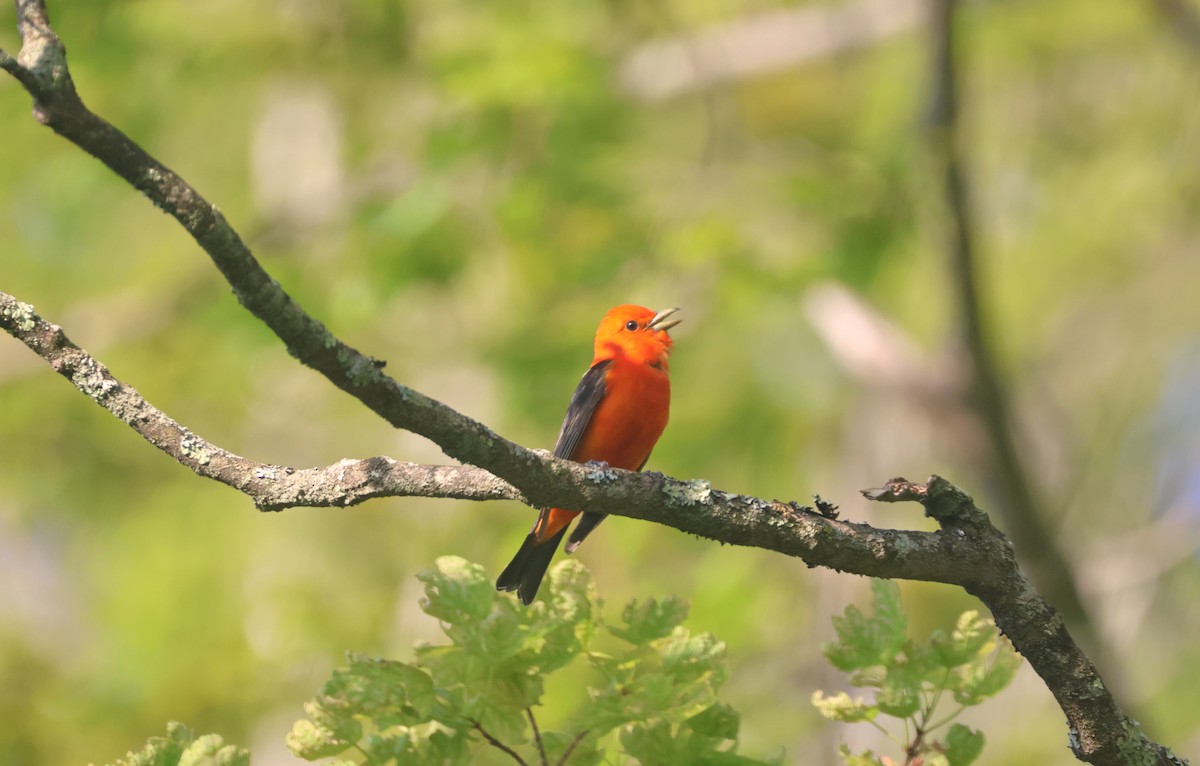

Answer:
[3,0,1200,763]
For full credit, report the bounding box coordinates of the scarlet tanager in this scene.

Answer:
[496,304,681,604]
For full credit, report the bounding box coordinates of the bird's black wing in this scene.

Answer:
[553,358,611,460]
[497,360,613,603]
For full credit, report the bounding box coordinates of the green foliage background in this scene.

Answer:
[2,0,1199,763]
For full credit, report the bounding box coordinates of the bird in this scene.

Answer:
[496,304,681,605]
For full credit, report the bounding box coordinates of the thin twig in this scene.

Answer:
[874,718,904,748]
[555,730,589,766]
[473,722,529,766]
[0,44,36,92]
[925,703,968,733]
[526,709,548,766]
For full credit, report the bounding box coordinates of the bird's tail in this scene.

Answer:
[496,527,568,605]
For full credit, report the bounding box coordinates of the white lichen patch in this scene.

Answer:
[889,535,918,560]
[765,511,791,528]
[664,479,712,507]
[179,432,212,466]
[69,357,118,401]
[584,461,618,483]
[337,348,383,387]
[870,535,889,559]
[1,299,38,332]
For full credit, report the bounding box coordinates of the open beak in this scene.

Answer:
[646,307,682,332]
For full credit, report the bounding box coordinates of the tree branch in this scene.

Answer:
[0,290,526,510]
[1150,0,1200,57]
[0,2,1187,764]
[924,0,1103,656]
[0,0,588,513]
[1,289,966,585]
[867,479,1184,766]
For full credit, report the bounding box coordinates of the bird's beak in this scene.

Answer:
[647,307,682,332]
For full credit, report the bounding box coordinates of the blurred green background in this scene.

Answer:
[2,0,1199,763]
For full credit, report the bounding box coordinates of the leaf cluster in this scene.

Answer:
[97,722,249,766]
[286,556,780,765]
[812,580,1021,766]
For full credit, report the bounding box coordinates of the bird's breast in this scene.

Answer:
[573,360,670,470]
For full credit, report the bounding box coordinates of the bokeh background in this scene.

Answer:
[3,0,1200,763]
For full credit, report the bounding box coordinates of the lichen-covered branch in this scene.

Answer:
[868,479,1184,766]
[0,288,959,587]
[0,291,525,511]
[0,0,549,502]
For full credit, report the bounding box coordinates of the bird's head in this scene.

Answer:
[593,304,681,367]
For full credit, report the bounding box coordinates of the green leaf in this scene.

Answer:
[584,625,728,737]
[622,715,775,765]
[545,557,596,608]
[930,611,997,668]
[286,710,359,761]
[177,734,250,766]
[810,691,877,723]
[542,731,604,766]
[836,744,886,766]
[535,560,599,669]
[954,644,1022,706]
[873,642,932,718]
[620,719,681,764]
[846,665,887,688]
[661,627,728,687]
[289,653,475,762]
[417,556,495,626]
[875,671,921,718]
[356,721,469,766]
[409,561,600,741]
[869,579,906,643]
[105,721,192,766]
[686,702,741,740]
[339,655,438,725]
[106,723,249,766]
[822,580,908,671]
[609,596,690,645]
[943,723,985,766]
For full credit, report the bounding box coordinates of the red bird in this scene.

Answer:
[496,304,681,604]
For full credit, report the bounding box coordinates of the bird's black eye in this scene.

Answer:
[624,320,639,331]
